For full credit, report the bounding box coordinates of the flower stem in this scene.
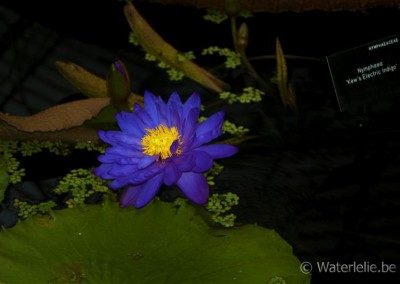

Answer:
[229,16,272,96]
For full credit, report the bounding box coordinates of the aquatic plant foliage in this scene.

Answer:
[206,192,239,227]
[219,87,265,104]
[202,46,242,69]
[0,199,310,284]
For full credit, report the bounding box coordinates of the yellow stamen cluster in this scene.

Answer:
[141,125,182,160]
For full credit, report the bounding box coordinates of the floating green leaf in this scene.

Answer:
[0,200,310,284]
[84,103,120,130]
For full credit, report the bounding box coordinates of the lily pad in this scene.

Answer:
[0,200,310,284]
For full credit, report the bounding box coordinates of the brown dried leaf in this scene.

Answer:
[276,38,298,113]
[276,38,288,107]
[55,61,108,98]
[124,2,228,93]
[56,61,144,108]
[0,98,111,133]
[0,123,100,144]
[139,0,400,12]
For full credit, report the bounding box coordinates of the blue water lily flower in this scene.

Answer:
[94,91,238,208]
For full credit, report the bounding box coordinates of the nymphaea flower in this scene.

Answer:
[94,91,238,208]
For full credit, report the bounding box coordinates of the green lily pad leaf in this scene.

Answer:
[0,154,9,202]
[84,103,119,130]
[0,200,310,284]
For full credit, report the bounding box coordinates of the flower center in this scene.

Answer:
[141,125,182,159]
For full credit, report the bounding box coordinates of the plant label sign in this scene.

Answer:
[327,35,400,112]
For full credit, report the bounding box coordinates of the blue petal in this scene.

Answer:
[118,157,141,164]
[195,110,224,135]
[99,131,142,151]
[97,154,113,163]
[112,132,142,148]
[190,150,213,172]
[117,114,145,139]
[191,111,224,149]
[109,164,138,177]
[163,163,182,185]
[109,174,134,189]
[174,154,196,171]
[98,130,118,145]
[176,172,209,205]
[93,164,115,180]
[143,90,159,125]
[134,172,164,208]
[183,93,201,118]
[133,103,143,112]
[170,139,180,154]
[191,130,223,150]
[195,144,239,159]
[129,162,165,185]
[108,170,146,189]
[166,108,180,130]
[156,102,168,125]
[138,155,158,169]
[120,185,142,208]
[105,146,143,159]
[143,90,158,105]
[167,91,182,107]
[169,97,184,128]
[182,134,196,153]
[136,106,157,129]
[115,111,137,135]
[181,107,200,151]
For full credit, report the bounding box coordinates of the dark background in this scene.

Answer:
[1,1,400,283]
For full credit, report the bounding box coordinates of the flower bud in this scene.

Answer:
[107,60,131,107]
[236,22,249,53]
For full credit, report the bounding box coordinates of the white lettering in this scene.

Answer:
[368,37,399,51]
[357,62,383,74]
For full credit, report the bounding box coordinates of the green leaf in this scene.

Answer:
[0,154,9,203]
[0,200,310,284]
[84,104,119,130]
